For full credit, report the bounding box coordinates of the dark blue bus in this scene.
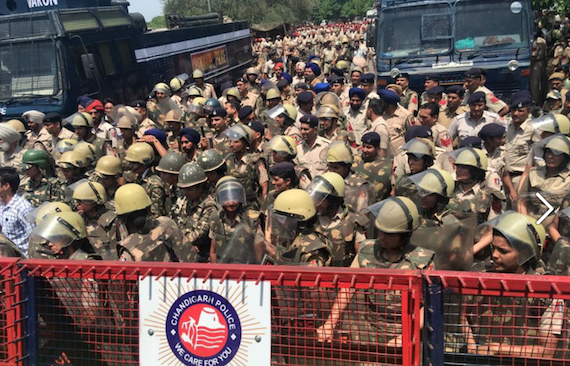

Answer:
[0,0,251,117]
[375,0,533,99]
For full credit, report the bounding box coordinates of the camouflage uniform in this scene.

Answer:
[173,191,217,262]
[315,206,368,267]
[448,181,505,225]
[225,153,268,210]
[126,171,168,218]
[21,176,62,207]
[83,207,119,260]
[118,216,196,262]
[84,134,110,159]
[274,230,332,266]
[209,208,260,263]
[352,155,392,202]
[344,173,374,215]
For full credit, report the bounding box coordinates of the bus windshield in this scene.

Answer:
[455,0,529,52]
[0,40,60,100]
[379,3,452,59]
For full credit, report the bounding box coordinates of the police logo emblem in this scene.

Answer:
[166,290,242,366]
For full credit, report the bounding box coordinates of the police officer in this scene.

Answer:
[317,104,347,142]
[408,169,456,226]
[351,132,392,203]
[448,91,504,144]
[395,73,419,114]
[94,156,122,207]
[22,110,50,151]
[56,150,88,200]
[203,106,231,155]
[225,124,269,209]
[463,68,509,116]
[155,152,187,213]
[174,163,217,262]
[439,86,469,129]
[359,73,380,109]
[274,104,302,144]
[197,149,227,196]
[179,128,201,162]
[115,183,194,262]
[345,87,368,145]
[478,123,507,192]
[297,115,331,178]
[132,100,161,137]
[418,102,453,152]
[420,74,447,106]
[191,69,217,99]
[71,112,108,158]
[307,172,367,267]
[0,123,25,175]
[269,188,332,266]
[123,142,168,217]
[43,113,78,161]
[31,211,101,260]
[20,149,59,207]
[380,89,413,152]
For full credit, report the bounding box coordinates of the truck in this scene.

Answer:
[0,0,251,117]
[372,0,533,100]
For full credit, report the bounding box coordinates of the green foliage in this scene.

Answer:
[147,15,166,29]
[532,0,570,12]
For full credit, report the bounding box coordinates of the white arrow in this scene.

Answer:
[536,192,554,225]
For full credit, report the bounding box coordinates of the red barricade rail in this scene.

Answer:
[0,259,22,366]
[0,259,423,366]
[426,270,570,366]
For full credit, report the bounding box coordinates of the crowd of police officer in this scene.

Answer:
[1,18,570,360]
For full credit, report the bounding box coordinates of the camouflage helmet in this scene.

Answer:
[226,87,241,101]
[73,142,97,165]
[26,201,72,225]
[409,169,455,198]
[224,124,254,145]
[72,181,107,205]
[368,196,420,234]
[404,138,436,159]
[71,112,94,128]
[268,135,297,157]
[198,149,225,172]
[58,150,87,169]
[544,134,570,156]
[155,152,187,174]
[95,156,122,176]
[31,211,87,248]
[266,88,281,100]
[532,114,570,135]
[274,189,316,221]
[178,162,208,188]
[22,149,51,169]
[188,86,203,97]
[317,104,339,119]
[453,147,488,171]
[282,104,297,121]
[492,211,544,265]
[124,142,155,166]
[114,183,152,215]
[325,141,354,164]
[55,138,78,154]
[192,69,204,78]
[6,119,26,133]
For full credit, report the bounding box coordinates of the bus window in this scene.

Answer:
[116,38,135,71]
[97,42,117,76]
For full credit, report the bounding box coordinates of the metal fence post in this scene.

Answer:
[423,276,444,366]
[23,269,37,366]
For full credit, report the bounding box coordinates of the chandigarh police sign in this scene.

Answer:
[139,276,271,366]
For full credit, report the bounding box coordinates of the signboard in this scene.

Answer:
[139,276,271,366]
[191,46,228,74]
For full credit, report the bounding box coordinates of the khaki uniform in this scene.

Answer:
[137,117,161,138]
[483,145,507,191]
[431,123,453,152]
[382,108,412,152]
[421,92,448,108]
[320,127,348,143]
[345,107,368,145]
[438,105,469,129]
[173,191,217,262]
[194,83,217,99]
[23,127,51,151]
[241,92,259,108]
[448,110,505,142]
[94,121,120,150]
[0,146,25,176]
[284,125,303,145]
[505,118,541,175]
[316,206,367,267]
[297,136,330,178]
[520,166,570,205]
[401,87,419,114]
[118,216,195,262]
[462,86,507,114]
[212,132,231,156]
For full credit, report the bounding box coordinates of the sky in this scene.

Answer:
[128,0,163,21]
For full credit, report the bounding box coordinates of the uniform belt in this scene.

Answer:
[509,171,523,177]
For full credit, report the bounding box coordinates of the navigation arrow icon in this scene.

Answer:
[536,192,554,225]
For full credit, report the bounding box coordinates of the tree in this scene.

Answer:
[147,15,166,29]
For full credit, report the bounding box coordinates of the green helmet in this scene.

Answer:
[368,196,420,234]
[155,152,187,174]
[124,142,155,166]
[114,183,152,215]
[273,189,316,221]
[491,211,544,265]
[409,169,455,198]
[452,147,488,171]
[544,134,570,156]
[22,149,51,169]
[198,149,225,172]
[269,135,297,157]
[325,141,354,164]
[224,124,254,145]
[31,211,87,248]
[178,162,208,188]
[72,181,107,205]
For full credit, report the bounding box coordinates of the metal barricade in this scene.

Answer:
[0,258,24,366]
[0,260,423,366]
[424,271,570,366]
